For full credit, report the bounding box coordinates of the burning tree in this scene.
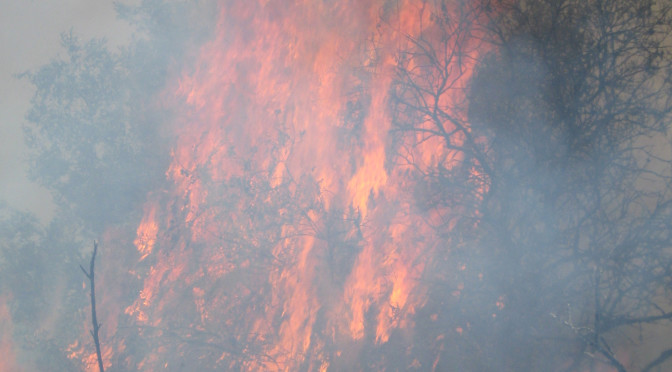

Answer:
[10,0,672,371]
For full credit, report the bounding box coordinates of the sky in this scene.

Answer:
[0,0,137,222]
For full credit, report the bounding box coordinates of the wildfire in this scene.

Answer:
[83,0,487,370]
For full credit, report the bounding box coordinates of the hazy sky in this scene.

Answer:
[0,0,137,222]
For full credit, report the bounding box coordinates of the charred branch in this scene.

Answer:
[80,241,104,372]
[602,311,672,331]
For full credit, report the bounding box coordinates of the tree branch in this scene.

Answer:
[602,311,672,331]
[642,348,672,372]
[82,241,104,372]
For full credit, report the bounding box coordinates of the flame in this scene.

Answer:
[83,0,489,369]
[134,203,158,260]
[67,340,116,372]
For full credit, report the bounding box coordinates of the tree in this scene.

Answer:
[11,2,220,370]
[390,0,672,370]
[0,203,84,371]
[20,0,219,235]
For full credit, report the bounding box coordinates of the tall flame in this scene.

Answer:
[92,0,487,370]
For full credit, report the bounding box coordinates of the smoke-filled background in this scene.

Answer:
[2,0,672,371]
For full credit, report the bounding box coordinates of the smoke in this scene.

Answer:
[3,0,672,371]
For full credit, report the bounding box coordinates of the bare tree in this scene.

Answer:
[390,0,672,370]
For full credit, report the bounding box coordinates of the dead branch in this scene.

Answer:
[80,241,104,372]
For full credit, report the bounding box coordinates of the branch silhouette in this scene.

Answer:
[80,241,104,372]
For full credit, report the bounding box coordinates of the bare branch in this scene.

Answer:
[82,241,104,372]
[642,348,672,372]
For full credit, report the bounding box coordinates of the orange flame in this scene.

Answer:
[134,203,158,261]
[89,0,489,369]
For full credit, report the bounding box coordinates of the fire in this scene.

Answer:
[81,0,488,370]
[134,203,158,261]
